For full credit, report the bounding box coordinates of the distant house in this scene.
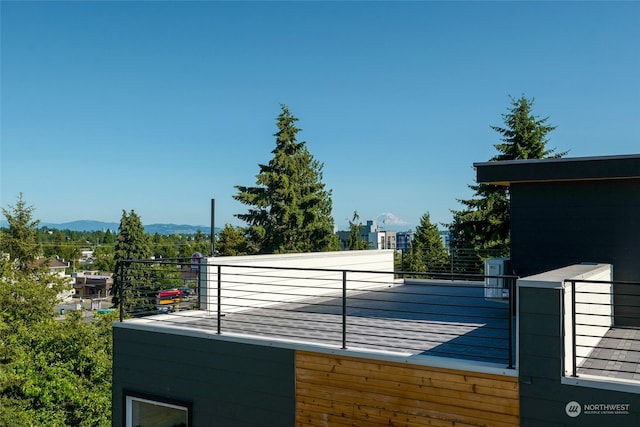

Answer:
[51,258,69,274]
[73,271,113,298]
[30,257,75,300]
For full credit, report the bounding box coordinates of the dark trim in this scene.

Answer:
[474,154,640,185]
[123,389,192,427]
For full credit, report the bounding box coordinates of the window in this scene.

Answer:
[125,391,191,427]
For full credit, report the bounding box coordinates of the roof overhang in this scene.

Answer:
[474,154,640,186]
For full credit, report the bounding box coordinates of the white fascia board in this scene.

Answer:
[518,263,612,289]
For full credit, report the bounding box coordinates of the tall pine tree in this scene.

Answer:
[234,105,338,253]
[112,210,152,310]
[0,193,41,269]
[407,213,449,272]
[450,95,565,259]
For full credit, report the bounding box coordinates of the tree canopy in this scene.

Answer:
[112,210,152,308]
[0,193,41,268]
[404,213,449,273]
[216,224,252,256]
[450,95,566,259]
[0,207,113,427]
[234,105,338,253]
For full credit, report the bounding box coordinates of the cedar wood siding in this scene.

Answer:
[296,351,519,427]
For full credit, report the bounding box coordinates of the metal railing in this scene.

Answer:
[565,278,640,381]
[116,258,517,368]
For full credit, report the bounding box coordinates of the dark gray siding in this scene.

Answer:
[510,180,640,326]
[519,286,640,426]
[510,180,640,281]
[112,326,295,427]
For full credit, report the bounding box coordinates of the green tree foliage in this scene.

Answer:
[216,224,253,256]
[0,258,113,427]
[112,210,152,310]
[0,193,41,268]
[347,211,369,250]
[151,232,180,259]
[449,95,565,259]
[234,105,339,254]
[102,228,115,244]
[404,245,426,275]
[92,244,115,272]
[405,213,449,272]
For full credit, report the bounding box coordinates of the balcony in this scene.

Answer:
[565,277,640,382]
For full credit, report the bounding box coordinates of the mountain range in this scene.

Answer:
[1,212,415,235]
[0,219,213,235]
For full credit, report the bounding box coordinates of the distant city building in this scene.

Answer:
[337,220,397,250]
[396,231,415,253]
[337,221,449,252]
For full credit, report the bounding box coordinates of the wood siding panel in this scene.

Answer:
[296,351,519,427]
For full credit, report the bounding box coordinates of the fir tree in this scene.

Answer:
[234,105,338,253]
[0,193,41,268]
[112,210,152,310]
[216,224,252,256]
[450,95,565,260]
[410,213,449,272]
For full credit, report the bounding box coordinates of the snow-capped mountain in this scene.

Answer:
[375,212,410,230]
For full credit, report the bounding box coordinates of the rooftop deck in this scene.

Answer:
[124,280,515,367]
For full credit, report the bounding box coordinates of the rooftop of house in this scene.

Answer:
[474,153,640,185]
[120,278,515,369]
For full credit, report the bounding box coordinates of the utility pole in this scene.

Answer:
[210,198,215,256]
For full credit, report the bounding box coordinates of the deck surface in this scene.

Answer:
[135,281,515,366]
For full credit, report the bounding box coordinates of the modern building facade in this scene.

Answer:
[112,154,640,427]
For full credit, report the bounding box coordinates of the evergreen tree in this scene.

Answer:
[450,95,565,259]
[347,211,369,250]
[410,213,449,272]
[234,105,338,253]
[0,193,41,268]
[102,228,116,244]
[404,244,426,275]
[92,245,115,273]
[216,224,253,256]
[112,210,152,310]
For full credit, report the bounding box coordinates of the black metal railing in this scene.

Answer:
[116,258,517,368]
[565,278,640,381]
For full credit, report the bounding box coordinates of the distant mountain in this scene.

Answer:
[145,223,212,235]
[1,219,214,235]
[40,220,120,232]
[375,212,411,230]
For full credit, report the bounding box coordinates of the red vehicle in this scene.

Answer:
[157,289,183,306]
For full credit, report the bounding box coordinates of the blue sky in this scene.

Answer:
[1,1,638,231]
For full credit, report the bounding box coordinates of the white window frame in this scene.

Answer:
[125,391,190,427]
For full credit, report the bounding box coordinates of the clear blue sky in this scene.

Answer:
[1,1,638,231]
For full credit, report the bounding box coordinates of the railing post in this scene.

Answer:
[217,265,222,335]
[342,270,347,349]
[508,276,514,369]
[571,280,578,377]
